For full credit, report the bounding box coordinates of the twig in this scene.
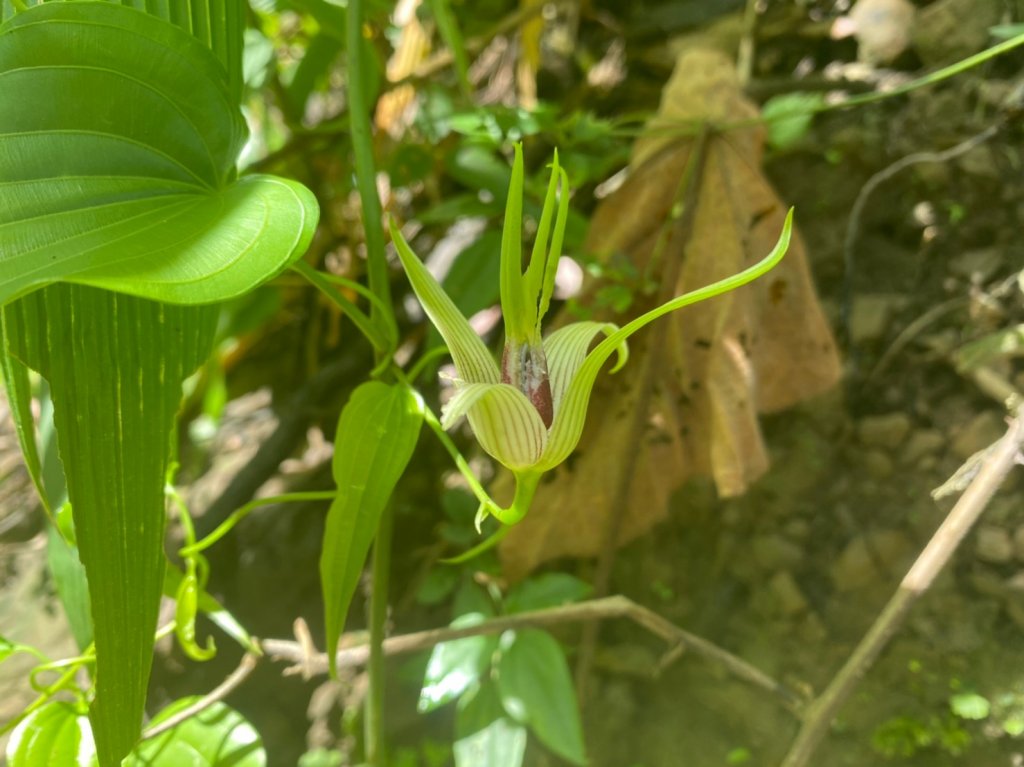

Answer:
[575,131,710,704]
[779,411,1024,767]
[262,595,805,713]
[140,653,260,741]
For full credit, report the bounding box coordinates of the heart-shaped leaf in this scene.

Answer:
[125,697,265,766]
[6,702,96,767]
[0,1,318,306]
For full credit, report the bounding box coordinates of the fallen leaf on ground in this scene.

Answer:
[498,49,841,579]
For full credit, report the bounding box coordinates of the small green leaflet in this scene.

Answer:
[6,702,96,767]
[5,698,266,767]
[419,612,497,712]
[0,2,318,306]
[320,382,423,677]
[496,629,586,765]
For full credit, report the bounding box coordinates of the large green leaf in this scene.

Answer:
[0,1,318,306]
[2,286,218,767]
[496,629,586,765]
[6,702,96,767]
[320,382,423,677]
[125,697,265,766]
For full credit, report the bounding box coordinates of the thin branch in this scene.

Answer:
[842,125,999,348]
[140,653,260,741]
[262,595,805,713]
[780,411,1024,767]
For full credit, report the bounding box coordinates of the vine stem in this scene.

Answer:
[780,411,1024,767]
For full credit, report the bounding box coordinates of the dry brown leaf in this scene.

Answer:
[498,49,841,579]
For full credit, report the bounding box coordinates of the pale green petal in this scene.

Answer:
[538,209,793,472]
[542,321,625,414]
[390,220,499,384]
[444,382,547,471]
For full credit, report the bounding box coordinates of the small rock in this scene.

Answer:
[752,534,804,571]
[832,529,914,591]
[951,411,1005,459]
[975,525,1014,565]
[862,449,895,479]
[949,247,1004,283]
[849,0,915,64]
[858,412,912,448]
[1014,526,1024,563]
[769,571,809,616]
[902,429,945,465]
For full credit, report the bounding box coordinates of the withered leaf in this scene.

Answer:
[498,49,841,579]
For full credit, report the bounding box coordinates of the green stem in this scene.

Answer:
[365,503,393,766]
[292,260,396,355]
[181,491,337,556]
[490,470,540,526]
[723,32,1024,133]
[585,208,793,379]
[347,0,392,346]
[420,404,502,513]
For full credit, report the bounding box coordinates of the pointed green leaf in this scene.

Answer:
[125,697,265,767]
[321,382,423,677]
[0,1,317,307]
[6,702,97,767]
[539,209,792,471]
[2,285,218,767]
[454,681,527,767]
[500,145,530,341]
[391,220,500,384]
[496,629,586,765]
[442,382,546,471]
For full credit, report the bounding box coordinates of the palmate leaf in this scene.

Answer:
[0,1,318,305]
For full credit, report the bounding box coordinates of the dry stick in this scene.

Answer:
[574,130,712,703]
[779,412,1024,767]
[140,653,260,741]
[262,595,804,712]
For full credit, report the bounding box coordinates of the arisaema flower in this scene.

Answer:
[391,144,792,527]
